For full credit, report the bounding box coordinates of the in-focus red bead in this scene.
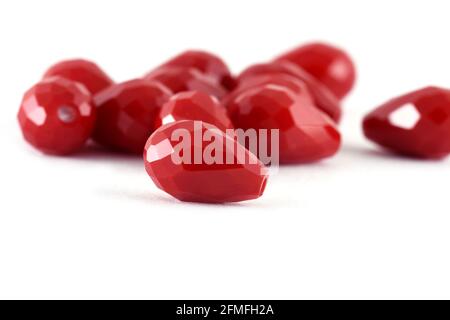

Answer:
[160,91,233,132]
[17,77,96,155]
[144,66,227,99]
[235,61,342,122]
[43,59,114,95]
[160,50,235,90]
[363,86,450,159]
[93,79,172,154]
[227,84,341,163]
[144,120,268,203]
[275,42,356,99]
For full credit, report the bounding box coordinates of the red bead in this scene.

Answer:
[223,73,313,108]
[275,42,356,99]
[93,79,172,154]
[44,59,114,95]
[238,60,309,84]
[224,74,314,119]
[17,77,96,155]
[236,61,342,122]
[227,84,341,163]
[144,120,268,203]
[160,50,235,90]
[363,86,450,159]
[144,66,227,99]
[160,91,233,132]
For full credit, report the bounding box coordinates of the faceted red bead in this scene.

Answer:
[222,73,314,109]
[160,50,236,90]
[237,60,311,84]
[275,42,356,99]
[223,73,314,108]
[236,61,342,122]
[144,120,268,203]
[17,77,96,155]
[363,86,450,159]
[227,84,341,163]
[160,91,233,132]
[239,73,313,97]
[43,59,114,95]
[93,79,172,154]
[144,66,227,99]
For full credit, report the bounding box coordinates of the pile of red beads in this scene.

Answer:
[17,42,450,203]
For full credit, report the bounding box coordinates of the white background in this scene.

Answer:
[1,0,450,299]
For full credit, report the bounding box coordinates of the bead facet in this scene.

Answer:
[17,77,96,155]
[144,120,268,203]
[363,86,450,159]
[93,79,172,154]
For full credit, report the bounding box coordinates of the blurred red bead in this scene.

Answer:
[363,86,450,159]
[93,79,172,154]
[224,73,313,108]
[235,61,342,122]
[238,73,313,98]
[43,59,114,95]
[144,66,227,99]
[160,50,235,90]
[160,91,233,132]
[144,120,268,203]
[227,84,341,163]
[276,42,356,99]
[17,77,96,155]
[237,60,310,84]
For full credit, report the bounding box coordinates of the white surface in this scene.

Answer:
[1,0,450,300]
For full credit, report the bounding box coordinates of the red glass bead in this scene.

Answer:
[144,120,268,203]
[43,59,114,95]
[17,77,96,155]
[93,79,172,154]
[160,50,235,90]
[237,60,310,84]
[144,66,227,99]
[275,42,356,99]
[223,73,313,108]
[236,61,342,122]
[222,73,314,109]
[227,84,341,163]
[363,86,450,159]
[160,91,233,132]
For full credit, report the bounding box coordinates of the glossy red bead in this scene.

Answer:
[224,73,314,108]
[160,91,233,132]
[160,50,236,90]
[275,42,356,99]
[93,79,172,154]
[144,66,227,99]
[17,77,96,155]
[236,61,342,122]
[144,120,268,203]
[227,84,341,163]
[363,86,450,159]
[239,73,313,97]
[43,59,114,95]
